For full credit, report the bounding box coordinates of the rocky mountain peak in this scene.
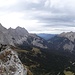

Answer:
[0,24,48,49]
[0,23,7,33]
[59,31,74,36]
[0,46,27,75]
[59,31,75,42]
[8,27,13,30]
[8,26,29,36]
[16,26,29,35]
[0,23,3,27]
[48,31,75,52]
[16,26,23,29]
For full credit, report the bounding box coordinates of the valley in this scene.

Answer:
[0,24,75,75]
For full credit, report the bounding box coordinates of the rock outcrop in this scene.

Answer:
[48,31,75,52]
[0,46,27,75]
[0,23,48,49]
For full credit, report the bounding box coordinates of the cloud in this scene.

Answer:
[0,0,75,34]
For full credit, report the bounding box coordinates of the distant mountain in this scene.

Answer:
[1,23,75,75]
[0,23,48,49]
[37,33,56,40]
[48,31,75,52]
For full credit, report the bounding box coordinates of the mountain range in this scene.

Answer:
[48,31,75,52]
[0,23,48,49]
[1,23,75,53]
[0,24,75,75]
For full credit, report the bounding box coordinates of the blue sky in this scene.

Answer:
[0,0,75,34]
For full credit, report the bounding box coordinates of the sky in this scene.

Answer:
[0,0,75,34]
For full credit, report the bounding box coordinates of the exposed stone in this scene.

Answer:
[0,47,27,75]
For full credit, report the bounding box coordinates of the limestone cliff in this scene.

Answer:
[0,46,27,75]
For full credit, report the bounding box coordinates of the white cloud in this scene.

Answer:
[0,12,39,30]
[30,26,75,34]
[0,0,75,34]
[0,0,18,7]
[50,0,75,13]
[44,0,50,7]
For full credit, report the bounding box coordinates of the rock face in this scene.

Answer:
[0,23,48,49]
[48,31,75,52]
[8,27,29,45]
[29,34,48,48]
[0,47,27,75]
[59,31,75,42]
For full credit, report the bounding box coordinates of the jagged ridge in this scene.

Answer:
[0,46,27,75]
[0,23,48,49]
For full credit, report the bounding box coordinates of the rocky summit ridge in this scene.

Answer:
[48,31,75,52]
[0,23,48,49]
[0,45,27,75]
